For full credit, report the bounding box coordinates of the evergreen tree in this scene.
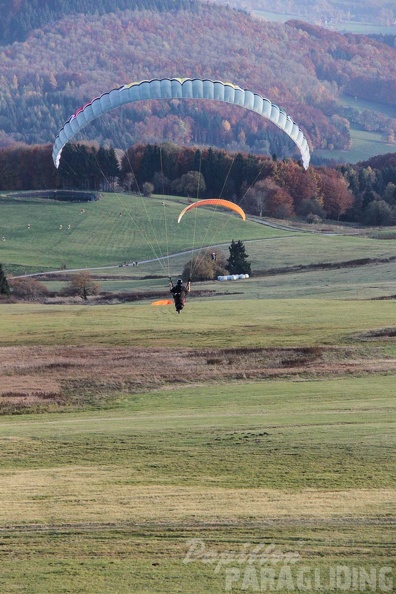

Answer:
[97,147,119,180]
[140,144,160,185]
[0,263,10,296]
[97,146,120,190]
[226,240,251,275]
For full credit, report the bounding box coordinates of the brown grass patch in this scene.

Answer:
[0,466,394,525]
[1,344,396,414]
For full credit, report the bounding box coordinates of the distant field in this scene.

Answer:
[3,192,396,300]
[321,95,396,163]
[0,193,279,274]
[3,191,396,303]
[254,9,396,35]
[339,95,396,120]
[315,127,395,164]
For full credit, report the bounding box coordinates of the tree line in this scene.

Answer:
[2,141,396,225]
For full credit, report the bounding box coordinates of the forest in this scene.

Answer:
[0,2,395,164]
[0,0,200,45]
[1,142,396,226]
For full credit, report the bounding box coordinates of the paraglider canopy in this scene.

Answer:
[151,299,173,306]
[177,199,246,223]
[52,78,311,169]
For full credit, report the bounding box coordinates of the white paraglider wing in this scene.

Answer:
[53,78,311,169]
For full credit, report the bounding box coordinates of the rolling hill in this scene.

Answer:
[0,1,395,164]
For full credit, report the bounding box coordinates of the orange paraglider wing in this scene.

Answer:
[177,199,246,223]
[151,299,173,306]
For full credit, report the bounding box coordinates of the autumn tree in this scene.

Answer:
[383,182,396,206]
[180,171,206,197]
[363,199,395,226]
[245,178,294,218]
[274,161,319,213]
[122,172,136,192]
[152,171,170,194]
[318,169,354,219]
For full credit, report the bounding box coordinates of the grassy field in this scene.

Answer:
[315,127,396,164]
[0,373,394,592]
[321,94,396,164]
[3,192,396,302]
[0,195,395,592]
[2,298,396,348]
[0,193,279,274]
[339,95,396,120]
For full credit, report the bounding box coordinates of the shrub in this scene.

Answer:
[9,277,49,301]
[306,213,322,224]
[182,251,227,281]
[142,182,154,197]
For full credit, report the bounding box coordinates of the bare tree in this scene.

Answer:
[68,272,100,300]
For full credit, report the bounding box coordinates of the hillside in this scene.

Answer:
[0,0,198,45]
[0,2,395,163]
[2,189,396,280]
[0,192,273,273]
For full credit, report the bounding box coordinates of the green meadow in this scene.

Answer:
[1,298,396,348]
[0,374,394,593]
[315,95,396,163]
[315,127,396,164]
[0,194,395,593]
[0,193,277,274]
